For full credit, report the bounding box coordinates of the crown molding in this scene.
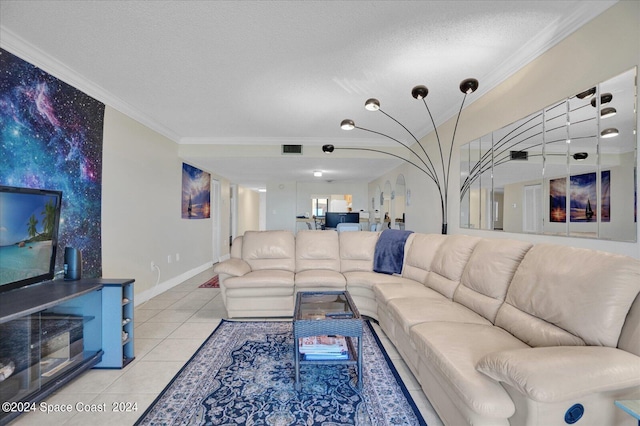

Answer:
[0,26,181,143]
[178,136,397,147]
[473,1,618,101]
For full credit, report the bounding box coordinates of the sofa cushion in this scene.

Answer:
[242,230,295,272]
[344,271,415,290]
[230,236,243,258]
[224,270,294,293]
[389,298,490,335]
[294,269,346,291]
[295,230,341,272]
[426,235,481,299]
[411,322,530,418]
[374,281,439,306]
[454,238,532,323]
[339,231,379,272]
[401,233,447,283]
[496,244,640,348]
[619,293,640,356]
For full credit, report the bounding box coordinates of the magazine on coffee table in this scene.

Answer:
[299,335,349,360]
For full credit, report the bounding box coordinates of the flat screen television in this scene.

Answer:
[325,212,359,229]
[0,185,63,293]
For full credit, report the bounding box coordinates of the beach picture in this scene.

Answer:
[601,170,610,222]
[182,163,211,219]
[549,177,567,223]
[0,191,57,286]
[570,172,597,222]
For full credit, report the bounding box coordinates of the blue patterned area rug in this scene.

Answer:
[135,320,428,425]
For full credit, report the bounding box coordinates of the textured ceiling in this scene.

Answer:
[0,1,617,188]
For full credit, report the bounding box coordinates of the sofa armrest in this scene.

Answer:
[213,258,251,277]
[476,346,640,403]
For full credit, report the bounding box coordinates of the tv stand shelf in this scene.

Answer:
[0,281,103,322]
[0,278,134,425]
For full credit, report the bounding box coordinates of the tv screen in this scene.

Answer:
[325,212,359,229]
[0,186,62,293]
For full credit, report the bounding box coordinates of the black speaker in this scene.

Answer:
[64,247,82,281]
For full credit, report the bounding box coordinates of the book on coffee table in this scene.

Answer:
[299,335,349,360]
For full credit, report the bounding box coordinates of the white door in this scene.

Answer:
[523,184,542,233]
[211,179,221,264]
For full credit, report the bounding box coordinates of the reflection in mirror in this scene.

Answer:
[374,185,381,220]
[460,133,493,229]
[460,68,637,242]
[383,180,392,229]
[395,174,406,229]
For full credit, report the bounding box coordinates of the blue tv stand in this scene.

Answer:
[0,277,134,425]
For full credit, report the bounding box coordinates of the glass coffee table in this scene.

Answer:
[293,291,363,391]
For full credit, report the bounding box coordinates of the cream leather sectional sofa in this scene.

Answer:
[213,229,640,426]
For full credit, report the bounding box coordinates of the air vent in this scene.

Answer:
[282,144,303,155]
[510,151,528,161]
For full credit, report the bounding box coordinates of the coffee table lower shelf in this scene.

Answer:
[293,331,362,391]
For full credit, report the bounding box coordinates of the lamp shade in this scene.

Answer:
[459,78,479,94]
[600,128,619,138]
[322,144,335,153]
[340,119,355,130]
[591,93,613,107]
[600,107,617,118]
[576,87,596,99]
[411,85,429,100]
[364,98,380,111]
[573,152,589,161]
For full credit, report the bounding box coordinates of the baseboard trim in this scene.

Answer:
[135,261,213,306]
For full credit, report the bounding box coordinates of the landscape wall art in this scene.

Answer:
[0,48,105,278]
[182,163,211,219]
[549,171,611,223]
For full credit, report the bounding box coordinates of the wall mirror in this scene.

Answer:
[394,174,406,229]
[460,67,637,242]
[383,180,392,227]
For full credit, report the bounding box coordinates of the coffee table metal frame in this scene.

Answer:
[293,291,363,391]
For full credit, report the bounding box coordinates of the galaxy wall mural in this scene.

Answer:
[182,163,211,219]
[0,49,105,278]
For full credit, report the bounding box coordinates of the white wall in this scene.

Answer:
[265,181,298,232]
[369,1,640,258]
[237,186,261,235]
[102,107,215,301]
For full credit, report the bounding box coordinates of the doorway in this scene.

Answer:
[211,179,221,264]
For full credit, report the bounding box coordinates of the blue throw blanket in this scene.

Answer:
[373,229,414,275]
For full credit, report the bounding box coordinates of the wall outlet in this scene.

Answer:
[150,261,156,271]
[176,253,180,262]
[167,254,172,264]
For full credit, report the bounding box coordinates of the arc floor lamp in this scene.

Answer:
[323,78,479,234]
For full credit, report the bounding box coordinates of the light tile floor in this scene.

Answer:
[9,269,443,426]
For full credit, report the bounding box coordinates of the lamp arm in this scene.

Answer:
[354,126,440,183]
[378,108,434,168]
[419,99,446,184]
[334,146,442,191]
[437,92,470,227]
[459,135,595,198]
[469,113,543,176]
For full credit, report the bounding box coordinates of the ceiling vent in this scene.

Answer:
[510,150,528,161]
[282,144,303,155]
